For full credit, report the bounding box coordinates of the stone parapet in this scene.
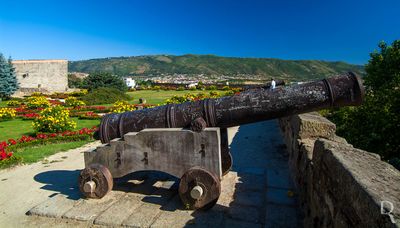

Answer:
[279,113,400,227]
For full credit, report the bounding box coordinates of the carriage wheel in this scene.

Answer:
[221,151,233,176]
[78,164,113,199]
[179,167,221,210]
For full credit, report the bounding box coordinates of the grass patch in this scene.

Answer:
[0,118,99,141]
[15,140,93,164]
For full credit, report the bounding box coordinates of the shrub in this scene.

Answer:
[110,101,136,113]
[6,100,21,107]
[222,86,230,91]
[231,88,241,93]
[26,96,50,109]
[153,86,161,91]
[49,92,69,99]
[209,91,219,98]
[31,92,45,97]
[207,85,217,90]
[69,89,88,97]
[176,86,185,91]
[0,108,16,121]
[81,87,131,105]
[33,106,76,133]
[224,90,235,96]
[68,74,83,88]
[164,92,223,104]
[65,97,86,108]
[82,72,127,91]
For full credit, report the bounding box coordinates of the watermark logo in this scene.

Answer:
[381,201,396,224]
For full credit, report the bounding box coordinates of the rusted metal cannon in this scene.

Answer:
[79,72,364,210]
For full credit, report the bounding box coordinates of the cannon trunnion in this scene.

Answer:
[79,72,365,210]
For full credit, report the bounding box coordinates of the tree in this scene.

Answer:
[0,54,19,98]
[326,40,400,170]
[82,72,127,91]
[68,74,83,88]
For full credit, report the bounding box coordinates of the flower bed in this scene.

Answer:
[21,113,40,120]
[70,105,111,113]
[0,108,16,121]
[78,111,102,120]
[0,126,98,167]
[26,96,51,109]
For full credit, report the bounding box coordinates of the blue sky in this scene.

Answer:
[0,0,399,64]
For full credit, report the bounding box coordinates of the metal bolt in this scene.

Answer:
[190,185,203,200]
[83,180,96,193]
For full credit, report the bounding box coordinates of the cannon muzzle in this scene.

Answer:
[99,72,364,143]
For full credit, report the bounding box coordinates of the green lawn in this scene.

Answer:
[16,140,94,164]
[126,89,221,105]
[0,101,7,107]
[0,118,100,141]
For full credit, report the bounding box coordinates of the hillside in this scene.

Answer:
[68,54,364,81]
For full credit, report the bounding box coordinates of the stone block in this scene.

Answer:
[265,204,300,228]
[62,191,124,221]
[224,218,262,228]
[266,168,293,189]
[234,191,264,208]
[292,113,336,140]
[266,187,297,206]
[228,205,261,223]
[312,138,400,227]
[27,194,82,218]
[237,173,266,192]
[122,188,176,227]
[93,194,143,226]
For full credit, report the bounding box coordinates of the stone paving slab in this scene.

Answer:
[27,194,82,218]
[267,168,294,189]
[228,204,261,223]
[265,204,300,228]
[62,191,125,221]
[93,194,143,226]
[266,187,297,206]
[224,218,263,228]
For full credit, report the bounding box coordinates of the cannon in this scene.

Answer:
[79,72,364,210]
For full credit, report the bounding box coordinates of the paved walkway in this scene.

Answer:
[0,120,302,227]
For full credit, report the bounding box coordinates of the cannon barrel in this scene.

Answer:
[99,72,364,143]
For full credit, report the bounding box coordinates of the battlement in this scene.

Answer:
[12,59,67,64]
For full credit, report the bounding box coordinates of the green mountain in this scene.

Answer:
[68,54,364,81]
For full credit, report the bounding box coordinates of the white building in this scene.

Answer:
[124,77,136,88]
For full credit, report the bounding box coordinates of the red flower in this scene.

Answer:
[1,141,7,148]
[0,152,6,160]
[8,139,17,145]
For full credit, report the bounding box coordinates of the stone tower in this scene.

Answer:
[11,59,68,95]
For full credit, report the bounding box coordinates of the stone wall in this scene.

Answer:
[279,113,400,227]
[12,60,68,95]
